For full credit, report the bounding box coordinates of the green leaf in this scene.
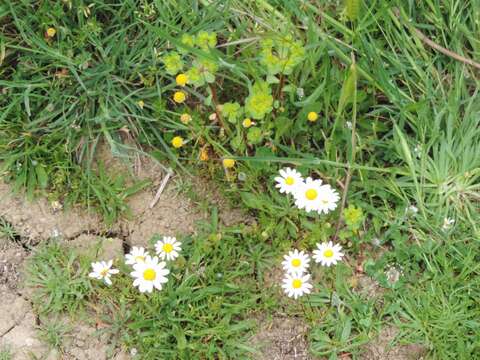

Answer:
[337,62,357,116]
[35,165,48,189]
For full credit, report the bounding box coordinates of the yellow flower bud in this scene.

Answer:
[180,113,192,124]
[171,136,184,148]
[242,118,253,128]
[223,158,235,168]
[175,73,188,86]
[173,91,186,103]
[307,111,318,122]
[46,27,56,38]
[200,148,209,161]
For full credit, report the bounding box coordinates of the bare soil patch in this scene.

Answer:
[250,315,313,360]
[361,326,426,360]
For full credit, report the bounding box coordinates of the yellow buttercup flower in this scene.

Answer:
[307,111,318,122]
[175,73,188,86]
[46,27,56,38]
[173,91,186,103]
[223,158,235,168]
[242,118,253,128]
[171,136,184,148]
[180,113,192,124]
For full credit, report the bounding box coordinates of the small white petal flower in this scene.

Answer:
[130,255,169,293]
[346,121,352,129]
[316,184,340,214]
[293,177,323,212]
[442,217,454,230]
[275,167,303,195]
[281,273,313,299]
[125,246,150,266]
[282,249,310,275]
[313,241,344,267]
[88,260,119,286]
[155,236,182,261]
[294,178,339,214]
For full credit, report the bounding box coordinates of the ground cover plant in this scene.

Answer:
[1,0,480,359]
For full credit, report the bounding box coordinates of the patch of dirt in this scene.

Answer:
[0,285,51,360]
[250,315,312,360]
[361,326,426,360]
[0,241,27,290]
[0,180,103,245]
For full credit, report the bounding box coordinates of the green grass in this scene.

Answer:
[0,348,11,360]
[26,242,93,315]
[2,0,480,359]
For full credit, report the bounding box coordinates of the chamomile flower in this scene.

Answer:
[316,184,340,214]
[281,273,313,299]
[155,236,182,261]
[274,167,303,195]
[125,246,150,266]
[131,256,169,293]
[282,249,310,275]
[88,260,119,285]
[313,241,344,267]
[293,177,324,212]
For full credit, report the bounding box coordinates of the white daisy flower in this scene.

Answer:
[313,241,344,267]
[442,217,454,230]
[275,167,303,195]
[281,273,313,299]
[88,260,119,286]
[125,246,150,266]
[293,177,324,212]
[316,184,340,214]
[131,256,169,293]
[282,249,310,275]
[155,236,182,261]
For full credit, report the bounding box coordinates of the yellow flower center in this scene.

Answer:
[285,176,295,185]
[307,111,318,122]
[163,243,174,253]
[173,91,186,103]
[305,189,318,200]
[100,269,109,277]
[292,279,302,289]
[291,258,301,267]
[324,249,334,258]
[135,256,145,263]
[143,268,156,281]
[175,73,188,86]
[223,158,235,168]
[171,136,184,148]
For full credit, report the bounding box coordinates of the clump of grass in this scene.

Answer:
[26,242,93,315]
